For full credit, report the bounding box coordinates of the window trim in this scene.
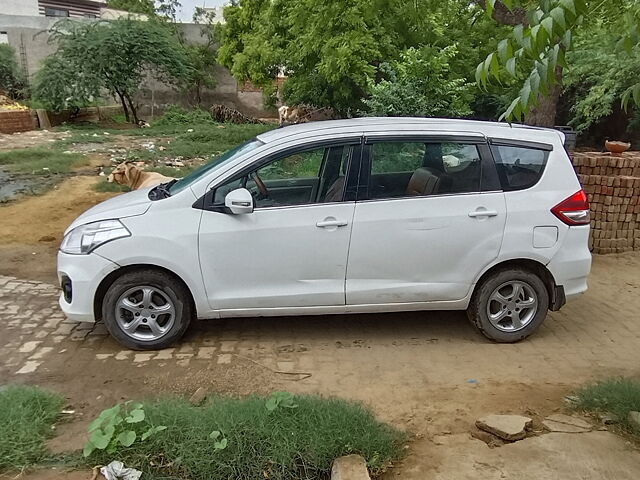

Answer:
[357,136,499,202]
[488,137,553,151]
[365,134,487,145]
[193,137,363,212]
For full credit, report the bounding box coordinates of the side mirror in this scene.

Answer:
[225,188,254,214]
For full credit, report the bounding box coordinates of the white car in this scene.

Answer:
[58,118,591,349]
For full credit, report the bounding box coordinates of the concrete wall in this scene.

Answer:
[0,0,40,17]
[0,14,275,118]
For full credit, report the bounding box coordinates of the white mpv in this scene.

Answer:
[58,118,591,349]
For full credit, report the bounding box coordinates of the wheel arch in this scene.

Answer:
[472,258,561,311]
[93,264,196,322]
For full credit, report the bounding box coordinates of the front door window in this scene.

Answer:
[214,144,353,207]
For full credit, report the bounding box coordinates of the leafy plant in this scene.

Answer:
[84,402,166,457]
[154,105,215,125]
[209,430,229,451]
[265,391,299,412]
[0,44,27,99]
[477,0,640,123]
[362,45,473,118]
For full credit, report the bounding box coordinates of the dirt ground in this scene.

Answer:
[0,176,118,283]
[2,173,640,478]
[0,129,71,151]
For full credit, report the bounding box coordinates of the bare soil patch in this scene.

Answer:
[0,176,119,282]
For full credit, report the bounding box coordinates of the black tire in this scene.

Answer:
[102,269,192,350]
[467,268,549,343]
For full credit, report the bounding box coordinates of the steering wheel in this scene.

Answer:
[251,173,269,198]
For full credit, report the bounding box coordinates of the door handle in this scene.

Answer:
[316,219,348,228]
[468,209,498,218]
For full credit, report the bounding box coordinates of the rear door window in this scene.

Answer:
[367,141,482,199]
[491,145,549,191]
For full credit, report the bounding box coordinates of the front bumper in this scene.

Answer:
[57,251,120,322]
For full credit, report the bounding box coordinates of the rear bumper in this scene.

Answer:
[57,251,120,322]
[547,226,591,303]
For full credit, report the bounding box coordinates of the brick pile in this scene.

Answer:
[573,152,640,254]
[0,110,36,134]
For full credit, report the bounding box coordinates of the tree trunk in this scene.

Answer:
[124,94,139,125]
[117,92,130,123]
[525,67,563,127]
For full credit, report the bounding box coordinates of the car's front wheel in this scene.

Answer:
[467,268,549,343]
[102,269,192,350]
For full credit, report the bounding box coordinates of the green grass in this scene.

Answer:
[94,179,131,192]
[85,394,406,480]
[0,385,64,472]
[57,131,114,146]
[0,148,90,174]
[575,378,640,435]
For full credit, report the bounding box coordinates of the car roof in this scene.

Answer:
[256,117,564,145]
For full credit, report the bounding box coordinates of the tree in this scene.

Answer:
[219,0,502,115]
[106,0,156,16]
[564,23,640,132]
[362,45,473,117]
[33,18,190,123]
[183,6,220,106]
[0,44,26,99]
[476,0,640,126]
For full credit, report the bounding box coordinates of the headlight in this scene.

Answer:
[60,220,130,255]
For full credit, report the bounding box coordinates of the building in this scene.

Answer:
[0,0,269,117]
[0,0,109,18]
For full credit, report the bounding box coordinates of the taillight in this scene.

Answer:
[551,190,591,226]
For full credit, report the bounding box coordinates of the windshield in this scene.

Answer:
[168,139,264,195]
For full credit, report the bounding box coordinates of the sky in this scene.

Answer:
[174,0,227,22]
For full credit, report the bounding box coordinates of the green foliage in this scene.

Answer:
[265,391,299,412]
[564,22,640,131]
[94,180,131,192]
[162,123,274,158]
[32,54,101,112]
[0,385,64,472]
[0,148,89,174]
[362,45,473,118]
[575,378,640,435]
[33,18,190,123]
[154,105,216,125]
[183,7,220,105]
[478,0,640,122]
[83,394,406,480]
[107,0,156,16]
[84,402,167,458]
[0,44,26,99]
[219,0,499,116]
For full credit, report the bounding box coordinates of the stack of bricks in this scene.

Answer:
[572,152,640,254]
[0,110,36,134]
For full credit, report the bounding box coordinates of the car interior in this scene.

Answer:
[368,142,482,199]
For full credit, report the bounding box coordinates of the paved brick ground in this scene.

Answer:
[1,253,640,407]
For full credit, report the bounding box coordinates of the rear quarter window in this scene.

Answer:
[491,145,549,191]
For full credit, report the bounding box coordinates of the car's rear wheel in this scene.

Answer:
[467,268,549,343]
[102,269,192,350]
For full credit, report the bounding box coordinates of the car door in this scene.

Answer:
[198,139,362,312]
[346,135,506,305]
